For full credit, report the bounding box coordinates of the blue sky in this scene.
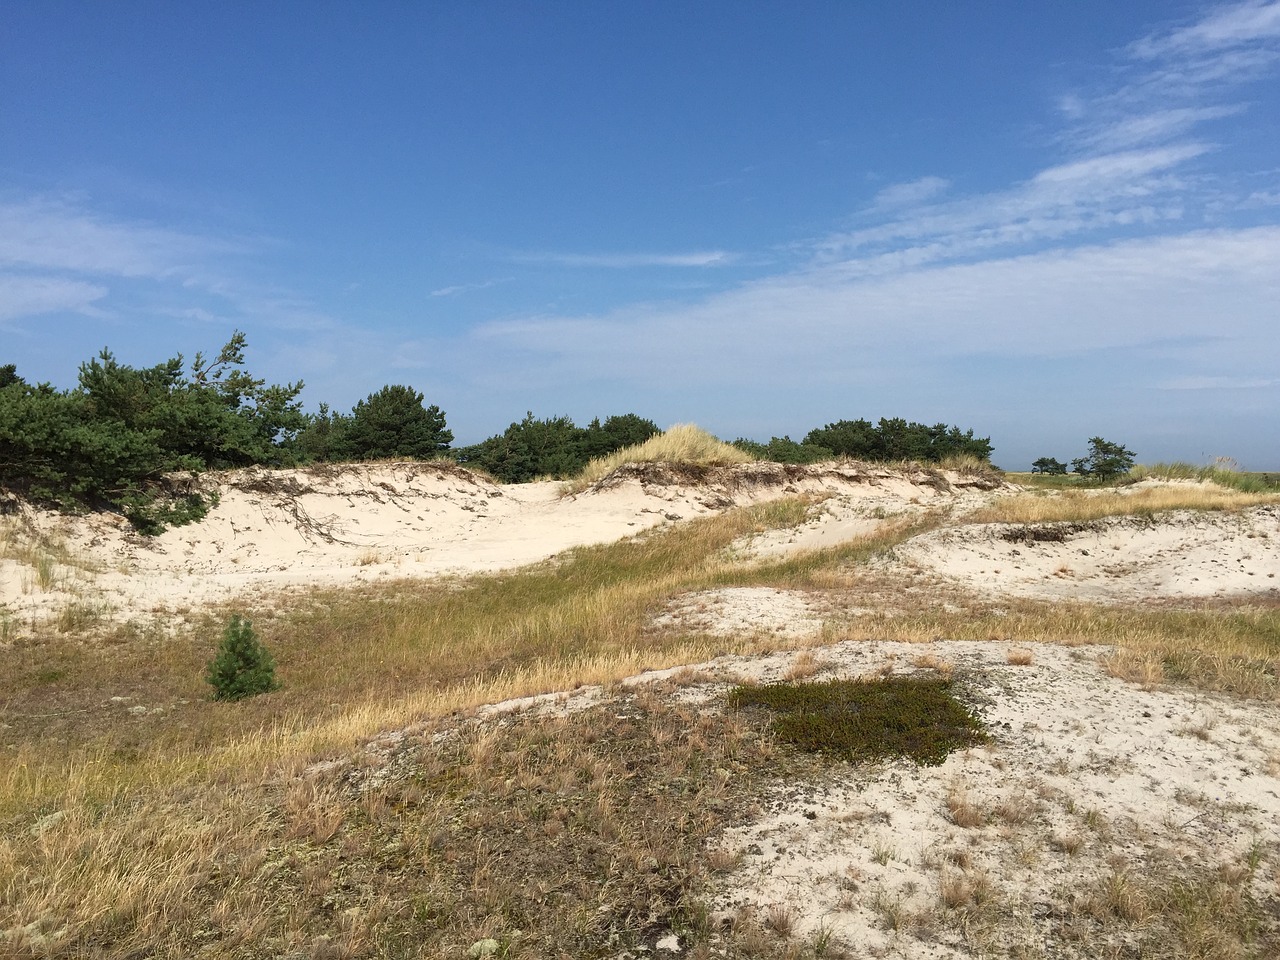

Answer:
[2,1,1278,468]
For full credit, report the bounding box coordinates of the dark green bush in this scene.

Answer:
[455,412,660,482]
[205,614,280,701]
[0,332,304,530]
[731,436,833,464]
[802,418,993,463]
[728,675,986,766]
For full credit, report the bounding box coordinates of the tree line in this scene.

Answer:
[0,333,994,530]
[732,419,993,465]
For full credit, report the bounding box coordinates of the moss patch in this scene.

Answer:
[728,675,987,766]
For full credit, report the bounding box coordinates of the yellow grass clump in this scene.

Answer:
[565,423,755,492]
[967,483,1279,525]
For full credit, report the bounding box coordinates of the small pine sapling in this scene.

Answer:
[206,614,280,701]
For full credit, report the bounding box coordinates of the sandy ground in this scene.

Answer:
[0,460,994,634]
[434,640,1280,957]
[4,462,1280,956]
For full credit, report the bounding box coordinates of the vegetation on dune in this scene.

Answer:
[800,417,994,463]
[729,675,987,766]
[453,411,661,483]
[565,423,755,492]
[1132,459,1280,493]
[0,334,305,531]
[295,384,453,463]
[3,476,1280,955]
[968,482,1280,526]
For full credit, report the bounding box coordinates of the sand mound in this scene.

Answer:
[0,460,998,636]
[889,506,1280,605]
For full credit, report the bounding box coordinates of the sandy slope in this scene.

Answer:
[889,506,1280,606]
[0,460,995,633]
[5,462,1280,955]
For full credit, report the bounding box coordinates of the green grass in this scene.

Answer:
[728,675,987,766]
[1131,461,1280,493]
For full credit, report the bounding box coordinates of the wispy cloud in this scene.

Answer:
[513,250,736,268]
[0,197,248,278]
[430,277,514,297]
[870,176,950,210]
[1158,375,1279,390]
[0,195,344,340]
[819,2,1280,278]
[0,274,107,324]
[1130,0,1280,59]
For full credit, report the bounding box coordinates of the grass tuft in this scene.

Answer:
[565,424,755,492]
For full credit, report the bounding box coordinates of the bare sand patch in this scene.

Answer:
[887,506,1280,606]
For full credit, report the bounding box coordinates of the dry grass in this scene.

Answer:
[565,423,755,492]
[836,602,1280,702]
[4,466,1280,956]
[967,484,1279,526]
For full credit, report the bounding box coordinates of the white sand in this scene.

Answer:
[0,460,996,633]
[4,462,1280,955]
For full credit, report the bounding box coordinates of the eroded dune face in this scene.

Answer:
[0,460,1002,634]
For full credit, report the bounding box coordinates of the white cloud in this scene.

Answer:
[471,227,1280,386]
[1078,106,1243,151]
[0,197,247,278]
[1131,0,1280,59]
[870,177,950,210]
[514,250,736,268]
[430,277,513,297]
[1158,375,1278,389]
[0,273,108,323]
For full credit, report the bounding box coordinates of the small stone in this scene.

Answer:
[468,939,500,958]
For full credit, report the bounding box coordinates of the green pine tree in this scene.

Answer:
[205,615,280,701]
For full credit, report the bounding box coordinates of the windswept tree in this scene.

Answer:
[1071,437,1135,482]
[0,332,306,530]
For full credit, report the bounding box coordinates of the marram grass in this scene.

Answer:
[565,423,755,492]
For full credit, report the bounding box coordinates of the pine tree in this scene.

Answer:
[205,615,280,701]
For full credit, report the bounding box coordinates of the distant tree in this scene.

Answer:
[1071,437,1135,482]
[731,436,832,465]
[0,364,23,390]
[290,403,351,463]
[803,418,992,463]
[1031,457,1068,475]
[456,412,661,483]
[340,385,452,460]
[578,414,661,461]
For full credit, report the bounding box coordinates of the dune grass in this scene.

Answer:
[1131,460,1280,493]
[565,423,756,493]
[966,483,1280,525]
[4,471,1280,956]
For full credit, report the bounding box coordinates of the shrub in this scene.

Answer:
[205,615,280,701]
[455,411,662,483]
[728,675,986,766]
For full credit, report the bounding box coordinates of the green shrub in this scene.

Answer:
[728,675,986,766]
[205,615,280,701]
